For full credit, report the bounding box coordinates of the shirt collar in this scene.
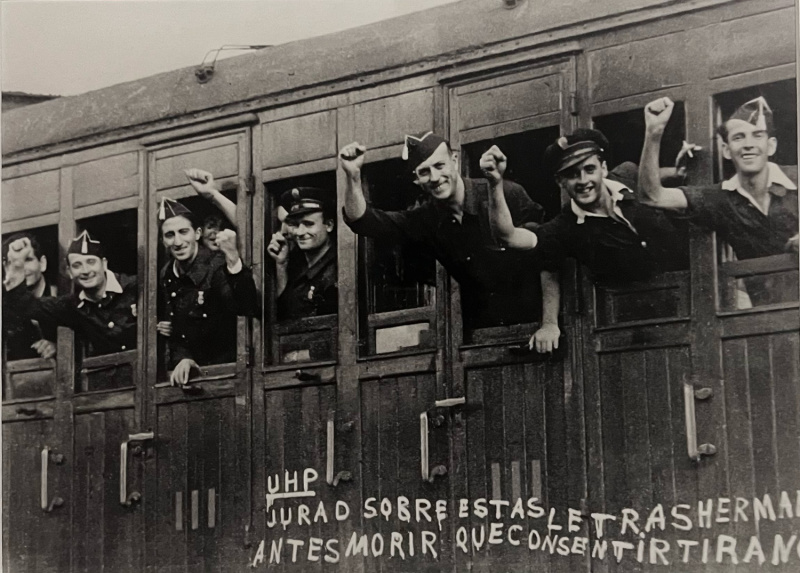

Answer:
[570,178,631,224]
[78,270,122,301]
[721,163,796,214]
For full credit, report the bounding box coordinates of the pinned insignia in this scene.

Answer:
[197,291,205,305]
[292,188,300,199]
[307,285,316,301]
[131,304,137,317]
[557,136,569,150]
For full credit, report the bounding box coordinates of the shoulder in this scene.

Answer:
[608,161,639,190]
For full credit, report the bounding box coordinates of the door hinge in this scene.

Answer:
[246,345,255,367]
[569,91,579,116]
[245,174,257,195]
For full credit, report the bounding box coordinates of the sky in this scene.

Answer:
[1,0,460,97]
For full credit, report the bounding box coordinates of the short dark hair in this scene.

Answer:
[160,212,202,233]
[202,213,225,230]
[2,232,44,263]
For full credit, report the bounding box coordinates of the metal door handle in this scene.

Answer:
[683,382,716,461]
[120,432,154,506]
[41,447,64,513]
[326,411,352,487]
[420,397,465,482]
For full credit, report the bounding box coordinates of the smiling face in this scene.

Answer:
[201,223,221,251]
[161,216,201,262]
[721,119,777,176]
[67,253,107,291]
[412,143,459,201]
[286,211,333,253]
[22,251,47,288]
[556,154,609,210]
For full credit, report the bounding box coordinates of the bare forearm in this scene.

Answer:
[275,263,288,296]
[209,190,237,227]
[488,180,538,249]
[640,132,665,203]
[540,270,560,325]
[343,172,367,220]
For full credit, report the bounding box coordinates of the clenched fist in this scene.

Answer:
[644,97,675,136]
[215,229,240,263]
[479,145,507,185]
[184,168,219,200]
[339,142,366,179]
[3,237,32,290]
[267,232,289,265]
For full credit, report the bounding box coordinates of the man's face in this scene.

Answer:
[721,119,776,176]
[413,143,459,201]
[286,212,333,253]
[202,224,221,251]
[67,254,107,290]
[277,206,292,240]
[557,154,608,209]
[22,250,46,288]
[161,216,201,262]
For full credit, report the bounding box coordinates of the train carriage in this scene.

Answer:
[2,0,798,571]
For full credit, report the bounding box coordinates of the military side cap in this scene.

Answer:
[544,128,610,175]
[728,96,773,132]
[283,187,334,219]
[68,230,103,257]
[158,197,193,223]
[402,131,449,172]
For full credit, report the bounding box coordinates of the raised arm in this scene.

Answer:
[480,145,538,250]
[185,169,238,227]
[639,98,689,211]
[339,142,367,221]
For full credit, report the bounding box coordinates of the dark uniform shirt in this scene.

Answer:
[536,163,688,283]
[159,245,258,368]
[3,271,137,356]
[677,164,798,260]
[3,280,58,361]
[277,245,337,320]
[345,177,545,330]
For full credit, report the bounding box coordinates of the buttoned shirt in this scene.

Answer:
[4,270,138,357]
[535,166,688,283]
[159,245,258,368]
[277,245,337,320]
[345,177,545,330]
[678,163,798,259]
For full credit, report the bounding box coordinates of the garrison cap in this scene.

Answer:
[402,131,449,172]
[544,128,610,175]
[282,187,334,220]
[727,96,773,133]
[68,230,104,257]
[158,197,193,223]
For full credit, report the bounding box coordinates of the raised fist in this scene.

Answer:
[644,97,675,136]
[214,228,240,261]
[184,168,218,200]
[339,142,366,178]
[3,237,32,290]
[267,232,289,265]
[479,145,507,185]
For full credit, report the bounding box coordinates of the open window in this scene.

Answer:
[713,80,798,311]
[74,210,138,392]
[590,102,691,326]
[2,225,59,401]
[358,159,437,356]
[263,171,339,365]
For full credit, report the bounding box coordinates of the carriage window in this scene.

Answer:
[459,127,558,341]
[713,81,798,311]
[2,225,59,401]
[264,172,338,364]
[75,210,138,392]
[359,159,436,355]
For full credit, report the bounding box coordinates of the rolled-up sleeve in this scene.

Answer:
[343,204,432,244]
[532,216,572,272]
[672,186,724,229]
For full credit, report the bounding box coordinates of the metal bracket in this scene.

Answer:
[120,432,154,506]
[683,381,716,462]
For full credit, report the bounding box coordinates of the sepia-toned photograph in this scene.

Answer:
[1,0,798,571]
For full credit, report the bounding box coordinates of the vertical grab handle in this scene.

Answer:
[683,381,716,461]
[41,447,64,513]
[420,397,465,482]
[326,410,352,487]
[120,432,154,506]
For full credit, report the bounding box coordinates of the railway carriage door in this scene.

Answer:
[446,56,588,573]
[143,127,254,571]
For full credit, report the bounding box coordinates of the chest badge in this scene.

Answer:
[307,285,316,300]
[130,304,137,318]
[197,290,205,305]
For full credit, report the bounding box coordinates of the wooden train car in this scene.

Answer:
[2,0,798,571]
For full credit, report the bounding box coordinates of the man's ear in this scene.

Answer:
[721,139,732,161]
[767,137,778,157]
[451,150,460,170]
[195,228,203,241]
[101,258,108,274]
[39,255,47,273]
[601,160,609,179]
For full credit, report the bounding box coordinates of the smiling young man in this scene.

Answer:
[639,96,798,259]
[267,187,338,320]
[486,129,685,284]
[339,132,561,351]
[3,231,137,357]
[157,198,258,385]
